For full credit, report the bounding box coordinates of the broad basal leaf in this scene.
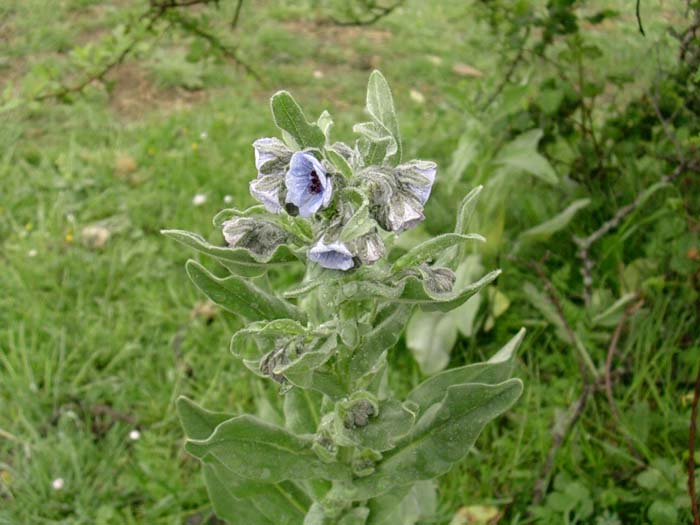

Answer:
[407,328,525,412]
[185,414,345,482]
[354,379,523,497]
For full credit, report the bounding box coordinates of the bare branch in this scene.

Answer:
[167,10,263,84]
[231,0,244,29]
[636,0,646,36]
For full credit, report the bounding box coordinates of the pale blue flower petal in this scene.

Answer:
[285,151,333,217]
[308,239,354,271]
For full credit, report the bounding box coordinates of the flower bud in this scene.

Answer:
[351,230,385,266]
[222,217,290,256]
[308,238,355,271]
[253,137,292,176]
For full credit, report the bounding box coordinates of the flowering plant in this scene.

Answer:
[164,71,523,525]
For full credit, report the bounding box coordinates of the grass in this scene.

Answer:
[1,0,698,524]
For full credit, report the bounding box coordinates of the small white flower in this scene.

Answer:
[223,195,233,204]
[200,131,208,140]
[192,194,207,206]
[28,249,38,257]
[313,70,324,79]
[129,429,141,441]
[52,478,64,490]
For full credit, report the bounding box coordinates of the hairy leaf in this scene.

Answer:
[185,414,344,482]
[271,91,326,149]
[186,260,305,322]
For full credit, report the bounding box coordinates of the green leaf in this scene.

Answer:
[455,185,483,235]
[392,233,485,272]
[270,91,326,149]
[350,304,413,380]
[366,485,414,525]
[520,198,590,242]
[339,507,370,525]
[354,379,523,497]
[185,414,343,482]
[202,461,275,525]
[317,110,333,138]
[396,269,501,312]
[407,328,524,413]
[162,229,298,277]
[177,398,312,523]
[327,148,354,179]
[445,121,483,189]
[186,260,305,323]
[176,396,232,440]
[366,70,402,164]
[492,129,558,185]
[343,399,416,452]
[355,125,394,166]
[279,343,337,390]
[203,458,310,524]
[648,501,678,525]
[339,192,377,242]
[284,388,322,435]
[406,310,458,375]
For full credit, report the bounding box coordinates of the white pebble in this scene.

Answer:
[410,89,426,104]
[52,478,64,490]
[129,429,141,441]
[192,194,207,206]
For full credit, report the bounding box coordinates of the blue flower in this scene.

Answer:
[285,152,333,217]
[308,238,354,271]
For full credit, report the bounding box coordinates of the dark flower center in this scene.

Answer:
[308,170,323,194]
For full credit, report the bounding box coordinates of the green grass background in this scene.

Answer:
[1,1,698,524]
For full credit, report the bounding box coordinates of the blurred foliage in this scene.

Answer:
[1,0,699,524]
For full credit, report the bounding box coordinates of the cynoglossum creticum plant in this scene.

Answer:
[163,71,524,525]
